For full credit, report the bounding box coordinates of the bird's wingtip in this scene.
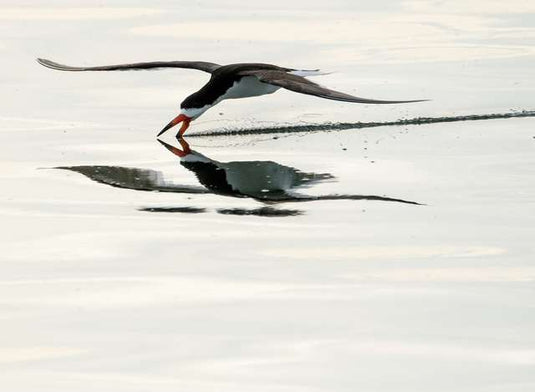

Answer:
[406,98,431,103]
[36,58,53,68]
[36,58,67,70]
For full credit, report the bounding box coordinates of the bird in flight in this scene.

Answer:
[37,58,427,138]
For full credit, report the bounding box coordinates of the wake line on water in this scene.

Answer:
[187,110,535,138]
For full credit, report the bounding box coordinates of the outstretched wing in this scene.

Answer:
[241,70,428,104]
[37,58,221,74]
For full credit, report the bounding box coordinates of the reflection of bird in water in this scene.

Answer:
[37,58,427,138]
[158,138,333,201]
[56,138,421,217]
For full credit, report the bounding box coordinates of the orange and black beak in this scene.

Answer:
[157,114,191,137]
[157,138,191,158]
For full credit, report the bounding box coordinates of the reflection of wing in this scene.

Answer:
[240,70,428,104]
[37,58,220,74]
[56,166,209,194]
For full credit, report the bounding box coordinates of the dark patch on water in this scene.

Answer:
[138,206,301,217]
[187,110,535,138]
[139,206,206,213]
[217,207,303,217]
[56,165,208,194]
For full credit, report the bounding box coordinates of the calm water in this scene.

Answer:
[1,1,535,391]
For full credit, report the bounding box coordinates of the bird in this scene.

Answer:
[37,58,427,138]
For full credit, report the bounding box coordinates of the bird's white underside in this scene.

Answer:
[181,70,324,119]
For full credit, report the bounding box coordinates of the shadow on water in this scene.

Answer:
[56,137,422,217]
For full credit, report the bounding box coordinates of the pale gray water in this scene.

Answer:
[1,1,535,391]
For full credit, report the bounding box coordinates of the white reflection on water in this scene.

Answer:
[326,45,533,64]
[196,339,535,370]
[130,4,535,63]
[0,7,160,20]
[263,245,506,260]
[353,267,535,283]
[0,347,87,363]
[405,0,535,14]
[0,276,294,308]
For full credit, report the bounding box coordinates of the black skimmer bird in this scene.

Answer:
[37,58,427,137]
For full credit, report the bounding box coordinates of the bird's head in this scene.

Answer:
[157,103,211,137]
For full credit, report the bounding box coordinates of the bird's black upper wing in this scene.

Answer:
[37,58,221,73]
[241,70,428,104]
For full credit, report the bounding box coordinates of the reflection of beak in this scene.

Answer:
[157,114,191,137]
[157,138,191,158]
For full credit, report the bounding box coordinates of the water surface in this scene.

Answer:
[1,1,534,391]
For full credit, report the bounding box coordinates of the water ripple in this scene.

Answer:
[188,110,535,138]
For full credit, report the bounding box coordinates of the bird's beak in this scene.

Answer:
[157,114,191,137]
[157,138,191,158]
